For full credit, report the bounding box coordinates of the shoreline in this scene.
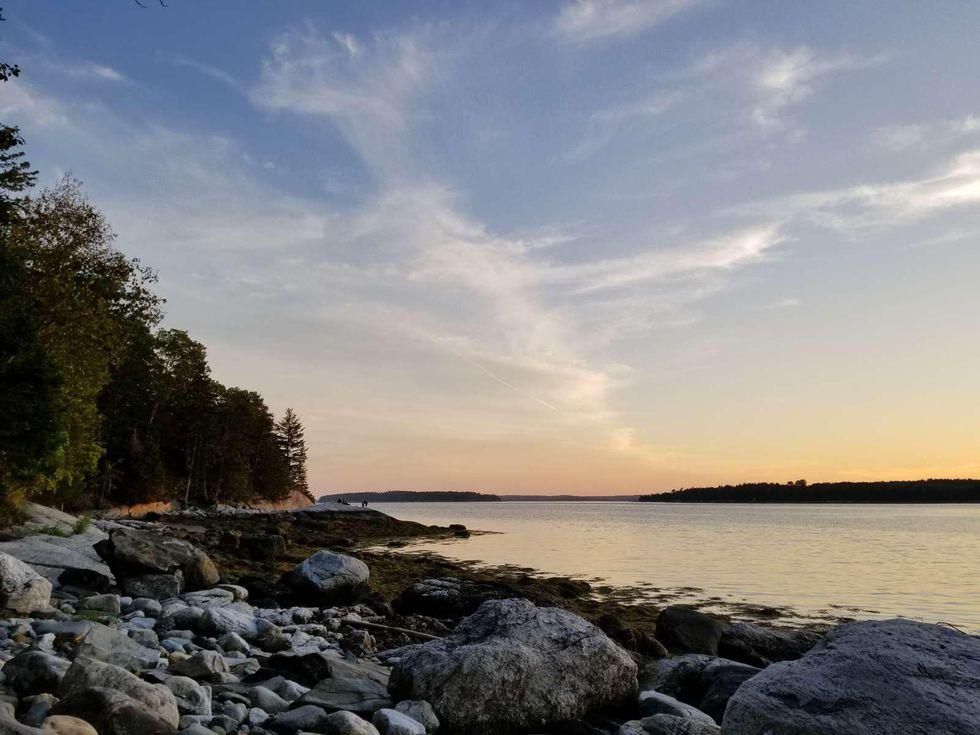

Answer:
[144,505,848,636]
[2,501,977,734]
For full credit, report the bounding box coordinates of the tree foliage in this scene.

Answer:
[276,408,311,503]
[638,480,980,504]
[0,43,309,511]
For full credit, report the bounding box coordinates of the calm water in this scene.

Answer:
[373,502,980,630]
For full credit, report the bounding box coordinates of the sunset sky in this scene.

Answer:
[3,1,979,494]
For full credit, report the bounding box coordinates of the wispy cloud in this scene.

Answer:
[554,0,702,44]
[737,148,980,232]
[160,52,243,91]
[567,91,678,161]
[64,61,127,83]
[251,22,437,177]
[873,115,980,152]
[545,225,785,294]
[693,43,882,132]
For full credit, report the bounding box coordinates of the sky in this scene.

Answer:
[2,1,979,494]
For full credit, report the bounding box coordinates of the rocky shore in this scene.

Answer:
[0,502,978,735]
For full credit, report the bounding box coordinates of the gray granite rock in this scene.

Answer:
[655,607,727,656]
[56,685,177,735]
[372,709,425,735]
[389,599,637,734]
[723,618,980,735]
[318,710,381,735]
[0,551,52,614]
[637,691,714,725]
[718,621,823,667]
[296,674,391,717]
[58,656,179,729]
[71,623,160,672]
[95,528,218,591]
[197,604,258,639]
[267,705,332,735]
[290,551,369,601]
[78,594,121,615]
[168,651,230,682]
[0,533,112,592]
[166,676,212,717]
[19,693,58,727]
[393,701,438,733]
[122,574,182,600]
[4,651,70,696]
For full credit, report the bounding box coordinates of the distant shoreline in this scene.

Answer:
[639,479,980,503]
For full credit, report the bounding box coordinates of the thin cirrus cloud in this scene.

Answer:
[247,23,781,461]
[872,115,980,152]
[736,148,980,233]
[554,0,702,44]
[691,43,883,132]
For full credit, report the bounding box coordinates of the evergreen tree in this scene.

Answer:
[276,408,311,502]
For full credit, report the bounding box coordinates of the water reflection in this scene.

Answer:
[375,501,980,630]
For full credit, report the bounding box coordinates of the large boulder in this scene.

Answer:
[717,621,823,667]
[95,527,218,591]
[723,618,980,734]
[655,607,726,656]
[0,550,52,613]
[389,598,637,734]
[397,578,515,618]
[56,686,175,735]
[58,656,179,729]
[0,532,113,591]
[290,550,369,602]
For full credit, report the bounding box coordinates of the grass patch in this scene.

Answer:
[73,608,118,623]
[34,524,70,537]
[73,514,92,535]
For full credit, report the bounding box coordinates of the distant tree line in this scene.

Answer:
[638,479,980,504]
[318,491,502,503]
[0,44,310,517]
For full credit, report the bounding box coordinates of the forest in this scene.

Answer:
[0,52,310,519]
[638,479,980,503]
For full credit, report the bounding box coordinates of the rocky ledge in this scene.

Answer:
[0,504,978,735]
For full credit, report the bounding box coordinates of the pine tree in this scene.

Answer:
[276,408,311,502]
